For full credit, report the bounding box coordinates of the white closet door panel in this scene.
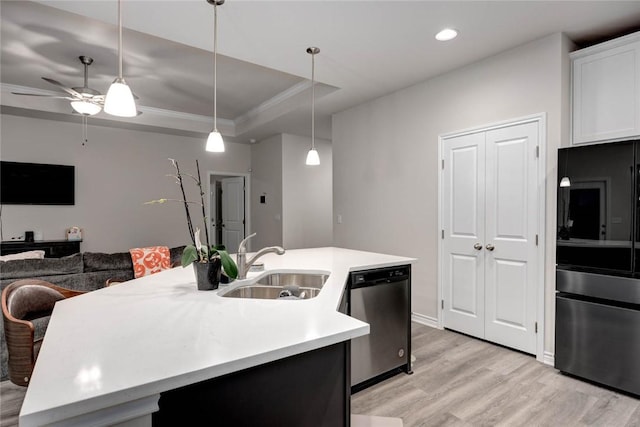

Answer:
[451,146,480,236]
[493,259,527,327]
[442,132,485,338]
[484,122,538,354]
[493,138,528,239]
[450,254,480,315]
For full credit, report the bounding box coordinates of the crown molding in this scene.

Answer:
[1,80,338,141]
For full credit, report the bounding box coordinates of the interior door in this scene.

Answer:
[442,120,539,356]
[210,182,218,246]
[483,122,538,354]
[221,177,245,253]
[442,132,486,338]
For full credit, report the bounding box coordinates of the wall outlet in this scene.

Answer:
[337,214,343,224]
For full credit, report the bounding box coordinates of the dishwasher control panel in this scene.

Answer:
[350,266,410,289]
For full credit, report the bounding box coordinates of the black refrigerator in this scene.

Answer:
[556,140,640,396]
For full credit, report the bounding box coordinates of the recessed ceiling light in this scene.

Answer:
[435,28,458,41]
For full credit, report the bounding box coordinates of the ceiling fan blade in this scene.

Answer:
[11,92,71,99]
[42,77,82,98]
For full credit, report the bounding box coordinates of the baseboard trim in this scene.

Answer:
[542,351,555,367]
[411,312,440,329]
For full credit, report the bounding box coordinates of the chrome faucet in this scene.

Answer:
[236,233,285,279]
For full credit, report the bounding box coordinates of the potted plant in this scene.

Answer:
[146,159,238,290]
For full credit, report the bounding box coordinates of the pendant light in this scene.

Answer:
[104,0,137,117]
[205,0,225,152]
[305,47,320,166]
[560,148,571,187]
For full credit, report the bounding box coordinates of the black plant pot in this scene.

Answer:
[193,258,221,290]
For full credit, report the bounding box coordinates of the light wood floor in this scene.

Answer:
[1,323,638,426]
[352,324,640,426]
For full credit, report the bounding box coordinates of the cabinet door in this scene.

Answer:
[442,132,486,338]
[572,41,640,144]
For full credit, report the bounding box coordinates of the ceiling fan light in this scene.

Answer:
[71,100,101,116]
[306,148,320,166]
[104,77,137,117]
[206,130,225,152]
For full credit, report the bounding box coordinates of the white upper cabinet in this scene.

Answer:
[571,31,640,145]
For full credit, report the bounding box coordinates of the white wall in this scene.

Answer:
[250,134,283,249]
[0,114,251,253]
[282,134,332,249]
[250,133,333,251]
[333,33,573,355]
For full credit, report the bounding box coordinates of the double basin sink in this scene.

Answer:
[221,272,328,300]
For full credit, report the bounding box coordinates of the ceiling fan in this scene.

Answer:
[11,55,137,116]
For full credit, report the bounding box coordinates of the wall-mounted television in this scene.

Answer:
[0,161,75,205]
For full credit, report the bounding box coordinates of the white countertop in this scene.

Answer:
[19,247,415,426]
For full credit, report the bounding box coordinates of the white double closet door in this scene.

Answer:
[441,120,539,355]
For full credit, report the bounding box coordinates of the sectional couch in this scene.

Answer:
[0,246,184,381]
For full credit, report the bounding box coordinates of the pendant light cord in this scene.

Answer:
[311,52,315,150]
[118,0,123,79]
[213,2,218,132]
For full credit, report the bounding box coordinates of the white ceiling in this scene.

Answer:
[2,0,640,144]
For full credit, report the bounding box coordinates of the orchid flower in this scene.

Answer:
[194,228,207,262]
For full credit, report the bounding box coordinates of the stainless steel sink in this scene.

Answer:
[222,285,322,299]
[221,272,328,300]
[256,272,328,288]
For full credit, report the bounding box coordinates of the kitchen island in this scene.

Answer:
[19,247,415,426]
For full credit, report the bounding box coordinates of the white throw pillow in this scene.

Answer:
[0,250,46,261]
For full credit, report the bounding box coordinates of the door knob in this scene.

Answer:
[473,243,483,250]
[486,244,495,251]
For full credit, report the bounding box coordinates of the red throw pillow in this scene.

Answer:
[129,246,171,278]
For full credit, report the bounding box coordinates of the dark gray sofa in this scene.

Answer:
[0,247,184,381]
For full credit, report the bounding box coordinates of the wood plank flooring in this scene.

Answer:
[352,323,639,426]
[0,380,24,427]
[1,323,638,426]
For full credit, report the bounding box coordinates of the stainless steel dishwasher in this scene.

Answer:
[348,265,412,392]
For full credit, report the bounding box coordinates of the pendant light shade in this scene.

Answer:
[104,0,137,117]
[206,130,225,152]
[306,47,320,166]
[306,148,320,166]
[560,176,571,187]
[205,0,225,153]
[104,78,136,117]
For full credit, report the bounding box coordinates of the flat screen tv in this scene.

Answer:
[0,161,75,205]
